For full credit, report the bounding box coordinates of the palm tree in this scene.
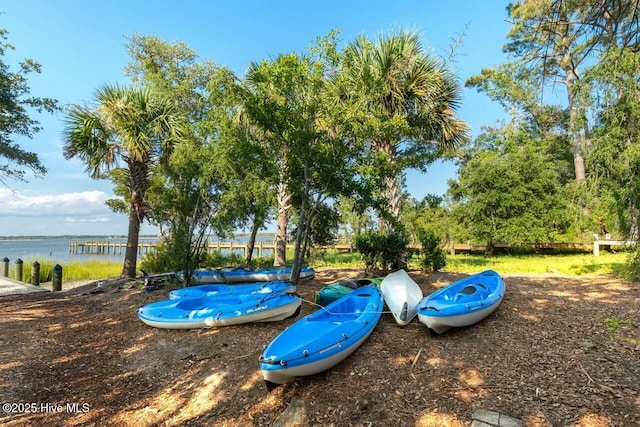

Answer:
[340,30,469,230]
[63,84,186,278]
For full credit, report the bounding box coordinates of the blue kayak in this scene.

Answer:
[168,281,296,300]
[417,269,505,334]
[178,266,315,284]
[137,292,301,329]
[259,285,383,388]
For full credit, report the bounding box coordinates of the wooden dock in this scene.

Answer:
[69,240,280,258]
[69,241,158,256]
[592,239,636,256]
[70,239,629,258]
[443,241,594,255]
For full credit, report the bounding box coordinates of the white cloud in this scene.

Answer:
[0,189,113,217]
[0,189,160,236]
[64,216,113,224]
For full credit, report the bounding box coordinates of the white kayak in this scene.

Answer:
[380,269,423,326]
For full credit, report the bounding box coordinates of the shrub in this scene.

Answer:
[353,231,409,275]
[417,229,447,273]
[623,246,640,281]
[140,240,205,274]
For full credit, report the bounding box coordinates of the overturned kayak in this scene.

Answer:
[179,266,315,284]
[380,269,423,326]
[314,278,382,307]
[417,269,505,334]
[168,281,296,300]
[259,285,383,389]
[137,292,302,329]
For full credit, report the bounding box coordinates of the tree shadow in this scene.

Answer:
[0,269,638,426]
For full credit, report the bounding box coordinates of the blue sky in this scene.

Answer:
[1,0,510,236]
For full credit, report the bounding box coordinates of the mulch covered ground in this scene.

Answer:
[0,269,638,426]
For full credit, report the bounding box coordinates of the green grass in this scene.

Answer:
[439,252,626,276]
[216,250,628,276]
[9,259,122,283]
[311,249,364,268]
[4,250,629,283]
[597,316,637,342]
[314,250,627,276]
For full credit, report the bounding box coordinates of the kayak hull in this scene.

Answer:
[259,285,383,386]
[137,292,301,329]
[380,270,423,326]
[168,281,296,300]
[179,266,315,284]
[417,269,505,334]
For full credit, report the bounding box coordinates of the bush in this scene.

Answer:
[201,251,275,268]
[417,229,446,273]
[623,246,640,281]
[353,231,409,275]
[140,240,204,274]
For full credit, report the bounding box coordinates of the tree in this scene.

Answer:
[505,0,592,181]
[465,62,574,184]
[338,30,469,231]
[336,195,375,239]
[0,27,58,184]
[449,129,569,254]
[402,194,455,247]
[242,55,300,267]
[215,135,276,264]
[125,34,253,280]
[241,32,362,281]
[63,84,186,278]
[504,0,640,183]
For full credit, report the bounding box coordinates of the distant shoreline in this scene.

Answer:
[0,233,276,241]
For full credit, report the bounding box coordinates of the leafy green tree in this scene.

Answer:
[504,0,640,184]
[336,195,375,239]
[403,194,449,245]
[63,84,186,277]
[125,34,254,281]
[241,32,363,281]
[353,231,410,275]
[216,136,276,264]
[586,45,640,273]
[416,228,446,273]
[505,0,594,181]
[0,27,58,184]
[449,130,569,254]
[242,54,300,267]
[338,30,469,230]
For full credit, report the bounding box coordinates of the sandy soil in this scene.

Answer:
[0,269,638,426]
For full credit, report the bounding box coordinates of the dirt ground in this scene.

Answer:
[0,268,638,427]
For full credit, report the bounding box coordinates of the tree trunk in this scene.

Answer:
[384,175,403,224]
[122,207,141,278]
[566,73,587,181]
[274,179,291,267]
[290,198,307,284]
[380,140,402,231]
[485,238,495,257]
[559,14,588,182]
[245,213,260,265]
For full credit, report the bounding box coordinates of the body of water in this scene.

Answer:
[0,234,277,265]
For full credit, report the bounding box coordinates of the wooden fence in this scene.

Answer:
[69,239,627,257]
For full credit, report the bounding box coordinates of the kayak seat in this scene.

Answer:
[454,285,478,302]
[454,284,489,302]
[353,279,375,287]
[459,285,477,295]
[338,280,360,290]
